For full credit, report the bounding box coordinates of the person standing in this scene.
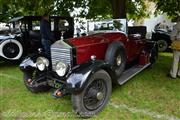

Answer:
[40,13,54,55]
[169,16,180,79]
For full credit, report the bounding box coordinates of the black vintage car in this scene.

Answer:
[151,29,171,52]
[0,16,74,61]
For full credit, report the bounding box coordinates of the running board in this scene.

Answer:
[118,63,151,85]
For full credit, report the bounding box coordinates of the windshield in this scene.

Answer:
[4,21,26,34]
[87,19,127,33]
[12,21,22,32]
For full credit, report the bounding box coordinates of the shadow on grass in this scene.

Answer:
[0,61,19,69]
[165,48,173,53]
[111,52,175,93]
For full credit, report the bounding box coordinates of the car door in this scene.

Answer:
[127,34,145,61]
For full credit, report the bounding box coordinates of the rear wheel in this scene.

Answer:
[157,39,168,52]
[24,71,51,93]
[71,70,112,117]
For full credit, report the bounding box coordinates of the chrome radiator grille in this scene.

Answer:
[51,40,73,70]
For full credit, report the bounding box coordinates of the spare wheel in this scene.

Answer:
[0,39,23,60]
[105,41,126,77]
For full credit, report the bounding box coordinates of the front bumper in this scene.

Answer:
[36,70,84,94]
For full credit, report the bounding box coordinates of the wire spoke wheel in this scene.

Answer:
[83,79,107,110]
[71,70,112,117]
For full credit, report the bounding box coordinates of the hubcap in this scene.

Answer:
[116,55,122,66]
[96,92,104,100]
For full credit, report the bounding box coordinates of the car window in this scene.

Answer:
[32,21,40,30]
[88,19,127,33]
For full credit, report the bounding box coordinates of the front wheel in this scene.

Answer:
[23,71,51,93]
[71,70,112,117]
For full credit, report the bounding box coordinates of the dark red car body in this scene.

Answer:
[69,32,146,65]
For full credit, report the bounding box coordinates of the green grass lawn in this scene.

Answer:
[0,53,180,120]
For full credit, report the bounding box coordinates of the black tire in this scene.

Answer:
[0,40,23,60]
[23,71,51,93]
[105,41,126,77]
[71,70,112,117]
[157,39,168,52]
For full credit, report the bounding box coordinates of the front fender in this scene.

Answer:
[19,54,38,72]
[66,60,113,94]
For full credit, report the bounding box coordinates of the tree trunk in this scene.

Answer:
[109,0,126,19]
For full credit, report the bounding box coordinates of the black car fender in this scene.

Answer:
[66,60,114,94]
[19,54,38,72]
[19,52,51,72]
[151,30,171,45]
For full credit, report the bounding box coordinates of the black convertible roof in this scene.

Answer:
[9,16,24,22]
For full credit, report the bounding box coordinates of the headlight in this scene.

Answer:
[36,57,49,71]
[55,61,68,77]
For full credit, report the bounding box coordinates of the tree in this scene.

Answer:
[151,0,180,19]
[109,0,126,18]
[87,0,149,20]
[0,0,150,22]
[0,0,54,22]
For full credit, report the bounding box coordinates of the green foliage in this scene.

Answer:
[53,0,88,17]
[0,0,54,22]
[152,0,180,19]
[0,0,89,21]
[87,0,112,19]
[0,0,150,21]
[126,0,150,21]
[87,0,150,20]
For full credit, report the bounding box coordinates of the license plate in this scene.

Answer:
[48,80,62,88]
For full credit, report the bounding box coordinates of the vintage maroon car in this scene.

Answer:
[20,19,158,117]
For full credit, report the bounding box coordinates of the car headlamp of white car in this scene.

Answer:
[55,61,68,77]
[36,57,49,71]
